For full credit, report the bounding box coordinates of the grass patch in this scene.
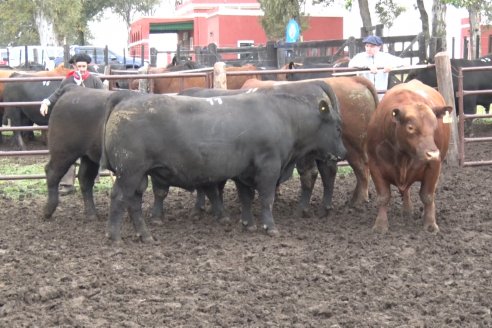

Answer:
[0,157,354,200]
[0,158,114,200]
[476,106,492,124]
[0,159,47,200]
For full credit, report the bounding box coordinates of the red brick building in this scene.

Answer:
[128,0,343,64]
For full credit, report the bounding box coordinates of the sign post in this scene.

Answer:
[285,19,300,43]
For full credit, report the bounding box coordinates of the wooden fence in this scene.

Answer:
[160,34,427,68]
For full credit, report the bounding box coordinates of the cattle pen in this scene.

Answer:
[1,60,491,183]
[1,61,492,328]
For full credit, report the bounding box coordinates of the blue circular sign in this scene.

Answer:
[286,19,300,43]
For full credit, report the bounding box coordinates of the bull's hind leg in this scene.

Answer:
[346,152,370,207]
[256,169,280,237]
[192,188,207,218]
[107,175,153,243]
[43,155,78,220]
[78,156,100,221]
[370,166,391,233]
[235,181,256,232]
[296,158,318,218]
[192,180,227,219]
[148,176,169,225]
[128,177,154,243]
[202,183,230,224]
[13,131,27,151]
[316,159,338,217]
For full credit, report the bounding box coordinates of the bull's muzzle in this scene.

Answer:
[426,150,440,161]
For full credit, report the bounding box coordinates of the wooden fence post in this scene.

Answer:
[213,62,227,90]
[435,52,459,167]
[138,63,150,93]
[103,65,112,90]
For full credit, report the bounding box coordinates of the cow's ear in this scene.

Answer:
[319,100,330,114]
[392,108,402,123]
[433,105,453,118]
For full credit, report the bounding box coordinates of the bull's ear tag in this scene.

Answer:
[443,111,452,124]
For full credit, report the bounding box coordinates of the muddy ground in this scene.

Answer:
[0,124,491,327]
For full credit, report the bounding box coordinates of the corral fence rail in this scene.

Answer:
[0,69,215,181]
[456,66,492,167]
[2,59,491,181]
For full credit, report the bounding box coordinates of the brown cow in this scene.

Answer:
[131,63,284,93]
[240,76,378,213]
[367,79,453,233]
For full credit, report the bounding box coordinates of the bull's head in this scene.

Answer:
[391,104,452,162]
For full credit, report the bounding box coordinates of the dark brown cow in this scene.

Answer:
[367,79,453,233]
[240,76,378,211]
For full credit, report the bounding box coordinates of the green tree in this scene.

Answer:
[108,0,160,29]
[258,0,308,41]
[106,0,161,45]
[315,0,404,36]
[0,0,40,46]
[0,0,160,47]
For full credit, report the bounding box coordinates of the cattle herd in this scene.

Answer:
[0,58,476,244]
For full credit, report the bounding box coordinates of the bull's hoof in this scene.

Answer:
[424,223,439,234]
[86,213,98,221]
[265,226,280,237]
[149,216,164,226]
[190,207,206,219]
[42,213,53,221]
[217,215,231,225]
[402,208,413,218]
[372,224,388,234]
[296,207,312,218]
[319,206,333,218]
[242,222,257,232]
[107,237,124,246]
[105,232,123,244]
[140,235,158,244]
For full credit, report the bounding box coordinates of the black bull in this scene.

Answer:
[102,81,345,242]
[43,85,113,221]
[43,85,175,222]
[178,86,342,217]
[3,72,61,149]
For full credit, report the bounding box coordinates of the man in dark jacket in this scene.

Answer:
[40,53,104,195]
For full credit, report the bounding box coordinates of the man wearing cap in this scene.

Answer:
[40,53,104,195]
[348,35,404,98]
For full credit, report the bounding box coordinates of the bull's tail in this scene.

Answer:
[100,90,137,172]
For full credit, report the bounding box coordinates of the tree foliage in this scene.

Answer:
[108,0,160,29]
[375,0,405,28]
[0,0,160,47]
[258,0,309,41]
[0,0,41,46]
[442,0,492,58]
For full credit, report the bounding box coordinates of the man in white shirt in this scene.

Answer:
[348,35,404,98]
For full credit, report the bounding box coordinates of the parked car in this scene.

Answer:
[6,45,63,69]
[0,48,9,66]
[54,45,140,70]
